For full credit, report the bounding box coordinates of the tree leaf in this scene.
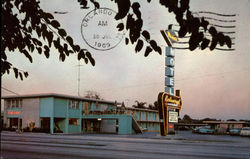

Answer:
[114,0,131,20]
[135,39,143,52]
[64,44,69,56]
[86,51,95,66]
[22,49,33,63]
[78,49,85,60]
[19,72,23,80]
[44,45,50,58]
[117,23,124,31]
[125,38,129,45]
[73,45,80,52]
[46,31,53,47]
[13,68,18,79]
[92,1,100,9]
[84,57,88,64]
[29,44,35,52]
[144,46,152,57]
[66,36,73,47]
[201,38,210,50]
[149,40,157,51]
[142,30,150,41]
[59,53,65,61]
[209,37,218,51]
[24,72,29,78]
[51,20,60,28]
[58,29,67,37]
[225,36,232,48]
[46,13,54,19]
[37,47,42,54]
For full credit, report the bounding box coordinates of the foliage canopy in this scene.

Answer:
[1,0,232,80]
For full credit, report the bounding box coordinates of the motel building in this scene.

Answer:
[2,93,160,135]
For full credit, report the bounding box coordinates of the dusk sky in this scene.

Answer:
[2,0,250,120]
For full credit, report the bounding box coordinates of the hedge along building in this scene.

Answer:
[2,93,150,134]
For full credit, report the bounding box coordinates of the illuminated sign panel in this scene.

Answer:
[165,67,174,77]
[169,111,178,123]
[160,30,178,47]
[8,110,21,115]
[165,47,175,96]
[158,91,182,136]
[167,30,178,43]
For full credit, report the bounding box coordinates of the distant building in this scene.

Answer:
[2,93,159,135]
[203,121,247,134]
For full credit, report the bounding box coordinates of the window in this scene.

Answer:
[75,101,79,109]
[7,99,22,108]
[69,100,80,109]
[20,100,23,108]
[69,118,78,125]
[16,100,19,108]
[11,100,16,108]
[6,100,11,108]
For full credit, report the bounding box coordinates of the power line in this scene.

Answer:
[1,87,19,95]
[98,68,250,92]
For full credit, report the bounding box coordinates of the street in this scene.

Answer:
[1,131,250,159]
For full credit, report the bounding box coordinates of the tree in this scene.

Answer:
[182,114,193,123]
[2,0,95,80]
[147,101,159,110]
[121,102,126,108]
[132,100,147,109]
[2,0,232,80]
[84,90,102,99]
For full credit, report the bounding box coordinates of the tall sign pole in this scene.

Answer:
[159,25,182,136]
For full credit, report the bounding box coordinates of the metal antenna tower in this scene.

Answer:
[76,61,84,96]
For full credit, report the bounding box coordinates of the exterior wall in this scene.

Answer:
[82,114,132,135]
[57,119,66,132]
[22,98,40,129]
[54,98,67,118]
[68,121,81,133]
[3,95,118,134]
[118,115,132,135]
[40,97,54,117]
[3,100,8,127]
[128,108,159,132]
[233,124,243,128]
[68,109,81,118]
[89,102,116,112]
[3,100,22,128]
[218,123,243,133]
[101,119,116,133]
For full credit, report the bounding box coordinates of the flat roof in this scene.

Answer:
[1,93,117,104]
[203,121,246,124]
[124,107,158,113]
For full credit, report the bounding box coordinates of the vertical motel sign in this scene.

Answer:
[158,27,183,136]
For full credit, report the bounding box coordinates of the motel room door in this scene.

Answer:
[83,102,88,115]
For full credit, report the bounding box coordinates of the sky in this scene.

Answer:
[2,0,250,120]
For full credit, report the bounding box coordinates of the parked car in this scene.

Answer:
[198,126,215,134]
[240,127,250,137]
[192,127,202,133]
[229,128,242,136]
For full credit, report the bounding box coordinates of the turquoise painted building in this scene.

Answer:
[118,107,160,132]
[2,93,149,135]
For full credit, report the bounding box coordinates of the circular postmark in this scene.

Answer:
[81,8,125,51]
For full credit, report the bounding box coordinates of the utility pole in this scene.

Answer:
[76,61,84,96]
